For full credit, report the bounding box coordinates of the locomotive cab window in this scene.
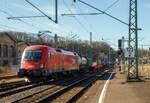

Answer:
[24,50,43,61]
[46,52,51,59]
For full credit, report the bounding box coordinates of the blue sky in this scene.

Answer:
[0,0,150,50]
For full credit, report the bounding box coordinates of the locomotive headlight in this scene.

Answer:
[40,64,44,68]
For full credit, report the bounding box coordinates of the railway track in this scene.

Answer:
[12,76,88,103]
[0,82,30,92]
[0,82,46,99]
[0,75,86,103]
[36,69,110,103]
[0,79,25,88]
[36,74,96,103]
[35,69,110,103]
[0,74,17,80]
[0,69,110,103]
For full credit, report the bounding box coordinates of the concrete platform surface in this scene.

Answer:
[104,70,150,103]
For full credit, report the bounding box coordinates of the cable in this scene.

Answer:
[7,16,46,19]
[78,0,128,26]
[19,20,42,30]
[75,0,120,38]
[62,0,89,33]
[0,24,18,30]
[62,0,120,16]
[62,13,103,16]
[25,0,56,23]
[0,26,9,31]
[3,0,58,32]
[0,9,12,17]
[0,8,42,30]
[1,1,83,38]
[76,3,95,32]
[104,0,120,12]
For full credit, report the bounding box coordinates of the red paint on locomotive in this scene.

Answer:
[18,45,79,77]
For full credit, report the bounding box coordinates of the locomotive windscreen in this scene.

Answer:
[24,50,43,61]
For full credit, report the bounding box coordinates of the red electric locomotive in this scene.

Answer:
[18,45,79,80]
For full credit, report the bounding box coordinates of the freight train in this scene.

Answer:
[17,45,104,81]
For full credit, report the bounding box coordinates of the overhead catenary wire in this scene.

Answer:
[0,23,19,30]
[62,0,120,16]
[62,0,89,33]
[0,23,28,32]
[75,0,120,40]
[62,0,120,30]
[0,25,10,31]
[0,1,70,36]
[7,16,46,19]
[62,0,120,37]
[104,0,120,12]
[7,0,58,23]
[0,8,42,30]
[76,3,95,33]
[2,0,57,31]
[62,13,103,16]
[0,9,12,17]
[25,0,56,23]
[0,10,29,31]
[78,0,129,26]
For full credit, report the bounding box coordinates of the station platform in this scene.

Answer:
[103,69,150,103]
[77,68,150,103]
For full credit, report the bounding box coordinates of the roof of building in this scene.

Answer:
[0,32,17,42]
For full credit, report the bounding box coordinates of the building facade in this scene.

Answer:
[0,32,30,67]
[0,32,16,66]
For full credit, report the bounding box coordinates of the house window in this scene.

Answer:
[9,45,14,57]
[3,45,8,57]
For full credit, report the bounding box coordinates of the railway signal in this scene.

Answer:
[118,39,122,49]
[117,49,122,56]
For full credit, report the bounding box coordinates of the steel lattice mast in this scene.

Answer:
[73,0,140,80]
[128,0,139,80]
